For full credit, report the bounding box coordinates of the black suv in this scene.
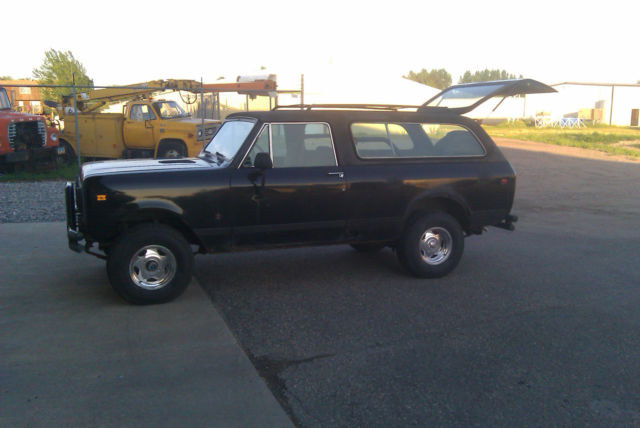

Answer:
[66,79,555,304]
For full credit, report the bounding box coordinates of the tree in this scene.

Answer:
[0,75,13,80]
[404,68,452,90]
[458,69,523,84]
[32,49,93,101]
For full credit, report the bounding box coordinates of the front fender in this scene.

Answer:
[121,198,184,218]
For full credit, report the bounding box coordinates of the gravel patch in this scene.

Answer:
[0,180,67,223]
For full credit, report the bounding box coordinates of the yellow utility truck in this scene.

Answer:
[56,80,220,159]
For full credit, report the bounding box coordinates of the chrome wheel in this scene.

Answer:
[419,227,452,265]
[129,245,177,290]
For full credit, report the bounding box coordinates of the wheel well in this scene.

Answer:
[114,209,204,251]
[157,139,186,154]
[405,198,470,231]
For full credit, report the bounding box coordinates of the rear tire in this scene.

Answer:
[397,212,464,278]
[106,224,194,305]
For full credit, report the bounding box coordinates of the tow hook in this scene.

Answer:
[495,214,518,231]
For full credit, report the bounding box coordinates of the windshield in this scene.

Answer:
[203,119,256,161]
[0,89,10,109]
[153,101,187,119]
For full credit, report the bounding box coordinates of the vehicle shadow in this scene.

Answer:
[195,244,406,294]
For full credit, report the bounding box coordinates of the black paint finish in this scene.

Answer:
[68,107,516,255]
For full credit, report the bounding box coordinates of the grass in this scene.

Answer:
[0,162,79,182]
[484,122,640,159]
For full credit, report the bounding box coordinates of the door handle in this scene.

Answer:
[327,171,344,179]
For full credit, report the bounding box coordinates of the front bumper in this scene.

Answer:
[65,181,84,252]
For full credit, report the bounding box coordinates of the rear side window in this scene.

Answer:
[351,122,485,158]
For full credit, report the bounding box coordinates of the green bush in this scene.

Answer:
[0,163,79,182]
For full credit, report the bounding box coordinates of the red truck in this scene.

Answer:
[0,87,63,171]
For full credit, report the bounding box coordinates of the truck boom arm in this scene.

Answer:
[61,79,202,113]
[58,77,278,114]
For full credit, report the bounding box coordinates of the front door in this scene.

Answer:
[125,103,156,149]
[230,122,347,247]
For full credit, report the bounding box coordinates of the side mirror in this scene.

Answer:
[43,100,60,109]
[254,152,273,170]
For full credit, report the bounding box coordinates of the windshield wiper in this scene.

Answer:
[201,150,228,164]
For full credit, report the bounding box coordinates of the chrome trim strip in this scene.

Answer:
[268,124,273,162]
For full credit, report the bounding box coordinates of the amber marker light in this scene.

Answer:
[97,194,107,201]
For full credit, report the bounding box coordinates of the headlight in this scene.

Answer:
[196,129,203,138]
[50,133,58,142]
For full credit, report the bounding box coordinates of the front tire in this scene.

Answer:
[157,141,187,159]
[397,212,464,278]
[107,224,194,304]
[59,140,76,164]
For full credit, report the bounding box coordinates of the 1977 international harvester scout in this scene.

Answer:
[65,79,556,304]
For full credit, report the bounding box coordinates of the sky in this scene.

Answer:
[4,0,639,89]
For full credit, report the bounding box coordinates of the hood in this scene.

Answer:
[0,110,44,122]
[81,157,225,179]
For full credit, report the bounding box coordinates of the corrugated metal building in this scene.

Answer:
[548,82,640,126]
[476,81,640,126]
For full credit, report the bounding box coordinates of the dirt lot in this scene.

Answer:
[494,137,640,164]
[197,143,640,427]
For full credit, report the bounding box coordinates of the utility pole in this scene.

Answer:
[72,74,82,170]
[609,85,615,125]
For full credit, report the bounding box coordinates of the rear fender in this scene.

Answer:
[403,190,471,231]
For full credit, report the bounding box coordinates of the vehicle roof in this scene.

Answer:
[226,108,464,123]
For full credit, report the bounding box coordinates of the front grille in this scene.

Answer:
[204,126,217,137]
[7,123,16,150]
[65,180,83,230]
[7,120,46,151]
[37,120,46,146]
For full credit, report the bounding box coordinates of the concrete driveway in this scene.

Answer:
[0,223,292,427]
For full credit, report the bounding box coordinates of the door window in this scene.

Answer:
[243,123,337,168]
[130,104,156,121]
[243,126,270,167]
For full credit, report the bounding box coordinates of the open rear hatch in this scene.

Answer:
[419,78,556,114]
